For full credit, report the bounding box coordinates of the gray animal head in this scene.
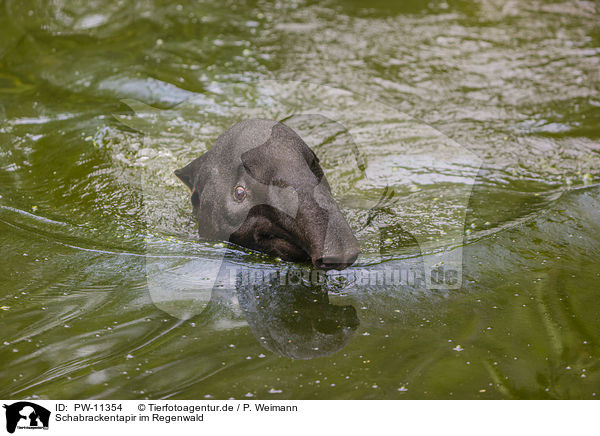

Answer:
[175,119,360,270]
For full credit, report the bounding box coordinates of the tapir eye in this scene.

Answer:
[233,185,247,202]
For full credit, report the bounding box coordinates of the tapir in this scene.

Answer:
[175,119,360,270]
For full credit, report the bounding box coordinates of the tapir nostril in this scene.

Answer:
[313,247,360,271]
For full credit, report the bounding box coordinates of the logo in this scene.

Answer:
[3,402,50,434]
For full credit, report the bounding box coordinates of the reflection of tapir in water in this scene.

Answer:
[224,265,360,359]
[3,402,50,433]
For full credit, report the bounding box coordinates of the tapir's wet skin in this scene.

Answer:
[176,119,361,271]
[1,0,599,399]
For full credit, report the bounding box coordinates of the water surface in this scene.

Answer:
[1,0,599,399]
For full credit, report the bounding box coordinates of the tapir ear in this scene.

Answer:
[174,154,207,191]
[241,144,271,184]
[242,123,324,185]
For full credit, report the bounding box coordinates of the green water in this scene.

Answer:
[1,0,599,399]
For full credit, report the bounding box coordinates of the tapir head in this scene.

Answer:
[175,119,360,270]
